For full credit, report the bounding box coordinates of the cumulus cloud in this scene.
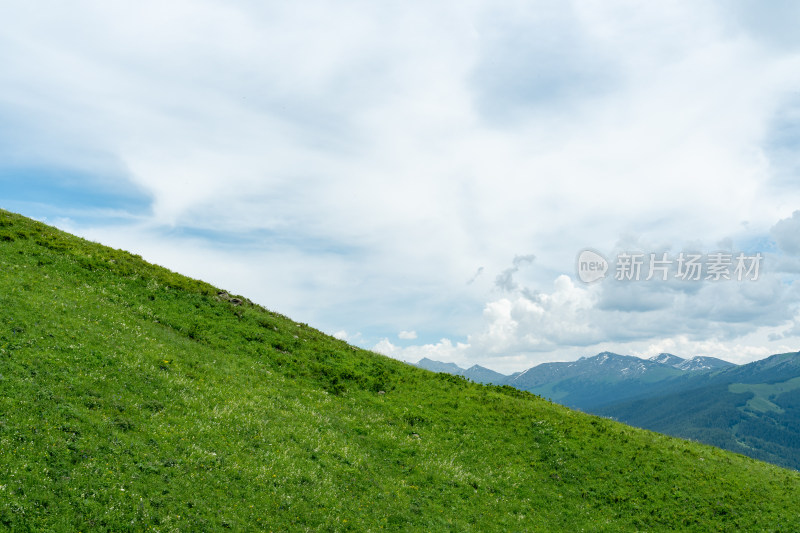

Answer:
[772,210,800,255]
[374,338,468,366]
[378,239,800,372]
[398,330,418,340]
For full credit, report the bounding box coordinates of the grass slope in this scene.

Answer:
[730,377,800,414]
[596,354,800,471]
[1,209,799,532]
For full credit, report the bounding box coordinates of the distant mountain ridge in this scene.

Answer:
[417,350,800,470]
[649,352,685,366]
[597,351,800,470]
[647,352,734,372]
[415,357,464,375]
[415,357,507,385]
[676,356,733,372]
[416,351,736,407]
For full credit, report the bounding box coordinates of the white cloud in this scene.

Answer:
[2,1,800,373]
[398,330,417,340]
[378,243,800,372]
[373,337,469,366]
[772,210,800,255]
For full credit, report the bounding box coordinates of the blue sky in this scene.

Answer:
[2,1,800,372]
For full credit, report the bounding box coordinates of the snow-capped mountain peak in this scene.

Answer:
[649,353,686,366]
[675,356,734,372]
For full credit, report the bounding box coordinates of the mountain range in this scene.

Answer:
[417,351,800,469]
[596,351,800,470]
[417,351,734,409]
[416,357,508,385]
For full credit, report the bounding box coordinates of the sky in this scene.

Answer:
[2,1,800,373]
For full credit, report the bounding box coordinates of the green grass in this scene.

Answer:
[729,377,800,414]
[1,208,799,531]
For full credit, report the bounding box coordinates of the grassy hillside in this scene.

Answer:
[1,209,799,532]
